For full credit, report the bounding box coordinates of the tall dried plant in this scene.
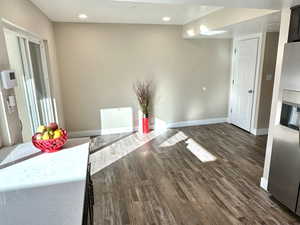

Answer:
[133,80,152,117]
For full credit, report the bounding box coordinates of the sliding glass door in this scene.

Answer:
[19,37,56,133]
[28,40,55,126]
[4,28,56,140]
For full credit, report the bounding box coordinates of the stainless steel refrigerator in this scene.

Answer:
[269,42,300,215]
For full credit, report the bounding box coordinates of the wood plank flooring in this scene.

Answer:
[92,123,300,225]
[89,132,134,154]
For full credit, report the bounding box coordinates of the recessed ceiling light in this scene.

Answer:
[187,29,195,37]
[162,17,171,22]
[198,24,227,36]
[199,25,209,33]
[78,14,88,19]
[201,30,227,36]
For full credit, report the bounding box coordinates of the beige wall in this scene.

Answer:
[0,0,64,145]
[54,23,232,132]
[257,32,279,129]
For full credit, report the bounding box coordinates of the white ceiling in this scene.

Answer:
[114,0,290,10]
[225,12,281,37]
[30,0,222,25]
[187,12,281,39]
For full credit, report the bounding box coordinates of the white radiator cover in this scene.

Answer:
[100,107,133,135]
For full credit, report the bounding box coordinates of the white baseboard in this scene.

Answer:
[101,127,136,135]
[251,128,269,136]
[167,117,228,128]
[69,130,101,138]
[69,128,137,138]
[69,117,229,138]
[260,177,268,191]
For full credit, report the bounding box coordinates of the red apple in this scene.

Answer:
[48,122,58,131]
[35,133,43,140]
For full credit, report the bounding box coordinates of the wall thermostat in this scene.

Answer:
[1,70,17,89]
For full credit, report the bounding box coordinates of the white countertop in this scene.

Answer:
[0,138,90,225]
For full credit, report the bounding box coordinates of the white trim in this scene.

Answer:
[167,117,228,128]
[69,130,101,138]
[69,117,229,138]
[227,39,235,124]
[252,32,266,133]
[69,127,137,138]
[251,128,269,136]
[101,127,136,135]
[260,177,268,191]
[0,90,12,145]
[1,19,41,41]
[234,33,264,41]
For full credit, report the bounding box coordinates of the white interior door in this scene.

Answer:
[231,38,259,131]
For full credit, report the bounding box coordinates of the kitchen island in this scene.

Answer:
[0,138,92,225]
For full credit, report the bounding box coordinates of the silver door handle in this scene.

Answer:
[248,90,253,94]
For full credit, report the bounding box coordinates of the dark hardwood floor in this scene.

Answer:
[92,123,300,225]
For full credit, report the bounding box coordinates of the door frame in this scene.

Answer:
[228,33,266,134]
[2,21,57,137]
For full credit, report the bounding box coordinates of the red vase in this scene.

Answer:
[142,116,150,134]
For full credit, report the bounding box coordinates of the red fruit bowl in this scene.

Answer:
[32,130,68,153]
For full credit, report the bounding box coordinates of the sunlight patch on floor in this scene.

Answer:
[90,130,165,175]
[159,131,188,147]
[158,130,216,162]
[186,138,216,162]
